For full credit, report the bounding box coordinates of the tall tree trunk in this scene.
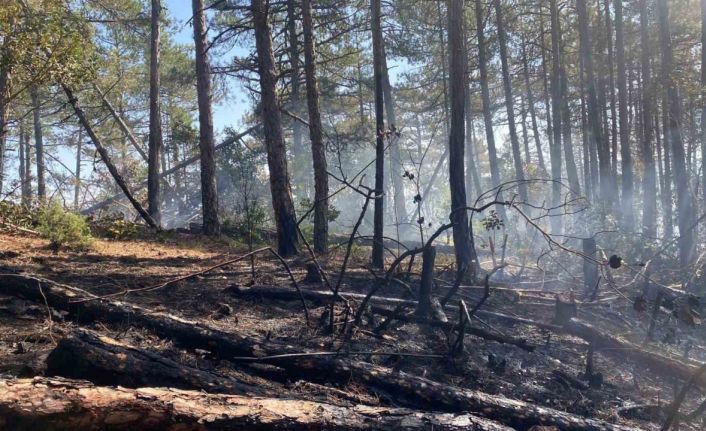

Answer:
[604,0,619,185]
[577,0,614,207]
[701,0,706,217]
[640,0,657,238]
[615,0,633,228]
[475,0,506,219]
[148,0,163,226]
[371,0,385,268]
[494,0,528,202]
[302,0,329,254]
[657,0,695,268]
[520,37,546,172]
[0,68,8,195]
[539,14,554,159]
[464,27,482,199]
[549,0,563,232]
[193,0,220,236]
[18,120,26,205]
[448,0,477,281]
[74,127,82,211]
[561,53,581,195]
[286,0,304,194]
[63,85,157,228]
[24,124,31,205]
[252,0,299,257]
[30,87,45,203]
[381,43,407,236]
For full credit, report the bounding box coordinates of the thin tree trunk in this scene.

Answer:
[539,14,554,159]
[475,0,505,219]
[148,0,163,226]
[640,0,657,238]
[93,84,148,162]
[615,0,633,228]
[577,0,614,207]
[252,0,299,257]
[701,0,706,217]
[521,37,546,172]
[18,120,26,205]
[302,0,329,254]
[371,0,385,268]
[448,0,477,280]
[74,127,82,210]
[494,0,528,202]
[62,85,157,228]
[193,0,220,235]
[24,123,31,205]
[286,0,304,195]
[549,0,563,232]
[381,43,407,235]
[0,68,8,195]
[561,57,581,195]
[464,27,482,199]
[658,0,695,268]
[30,87,45,203]
[604,0,619,186]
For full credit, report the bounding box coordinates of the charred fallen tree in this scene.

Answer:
[0,377,513,431]
[0,272,638,430]
[45,329,262,395]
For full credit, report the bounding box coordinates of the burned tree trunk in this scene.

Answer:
[148,0,163,226]
[494,0,528,202]
[252,0,299,257]
[0,377,512,431]
[371,0,385,268]
[640,0,657,238]
[302,0,329,254]
[448,0,476,279]
[30,87,45,203]
[46,329,260,395]
[192,0,220,236]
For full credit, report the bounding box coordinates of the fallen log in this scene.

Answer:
[232,285,706,388]
[230,285,533,351]
[0,272,638,430]
[474,309,706,387]
[45,329,263,396]
[0,377,513,431]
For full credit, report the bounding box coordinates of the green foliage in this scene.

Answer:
[37,202,93,252]
[221,203,267,242]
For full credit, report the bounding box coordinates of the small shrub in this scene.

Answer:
[37,202,93,252]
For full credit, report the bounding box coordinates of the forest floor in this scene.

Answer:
[0,228,704,430]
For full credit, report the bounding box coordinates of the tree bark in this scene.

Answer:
[494,0,527,202]
[0,377,512,431]
[0,68,8,195]
[577,0,614,207]
[448,0,476,279]
[302,0,329,254]
[549,0,563,232]
[74,127,82,210]
[371,0,385,268]
[62,85,158,229]
[148,0,163,226]
[615,0,633,228]
[658,0,696,268]
[639,0,656,237]
[702,0,706,218]
[46,329,261,395]
[474,0,506,220]
[520,37,546,172]
[30,87,45,203]
[193,0,220,236]
[252,0,299,256]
